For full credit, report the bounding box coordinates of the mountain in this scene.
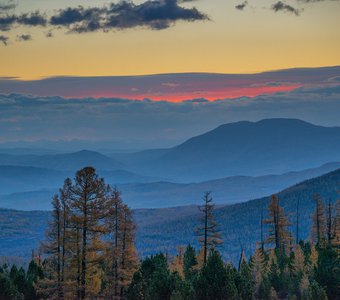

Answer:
[0,150,122,172]
[134,167,340,263]
[0,166,160,197]
[0,166,66,195]
[1,162,339,210]
[1,168,339,264]
[121,119,340,181]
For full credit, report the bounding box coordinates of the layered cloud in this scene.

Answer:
[0,66,339,101]
[0,68,339,149]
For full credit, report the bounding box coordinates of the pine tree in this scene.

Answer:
[69,167,107,299]
[311,194,326,247]
[169,246,185,278]
[38,195,63,299]
[333,199,340,248]
[183,244,198,281]
[195,251,238,300]
[250,247,267,297]
[264,195,292,256]
[104,188,138,299]
[196,192,222,264]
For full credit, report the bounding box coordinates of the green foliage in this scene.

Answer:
[235,261,254,300]
[0,260,42,300]
[127,253,185,300]
[195,251,239,300]
[302,280,328,300]
[315,245,340,300]
[183,244,197,282]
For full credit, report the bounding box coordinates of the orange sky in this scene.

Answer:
[0,0,339,80]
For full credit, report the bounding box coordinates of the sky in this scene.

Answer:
[0,0,340,80]
[0,0,339,149]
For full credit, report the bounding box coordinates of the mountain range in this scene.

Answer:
[1,167,339,264]
[116,118,340,181]
[1,118,340,210]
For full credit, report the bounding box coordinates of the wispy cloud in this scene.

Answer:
[16,34,32,42]
[235,1,248,11]
[272,1,301,15]
[0,1,16,11]
[0,34,8,45]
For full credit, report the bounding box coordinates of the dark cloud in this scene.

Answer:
[0,34,8,45]
[235,1,248,10]
[0,0,208,35]
[272,1,300,15]
[0,11,46,31]
[0,1,16,11]
[0,15,16,31]
[16,34,32,41]
[17,11,47,26]
[50,0,208,32]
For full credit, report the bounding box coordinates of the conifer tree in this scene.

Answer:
[69,167,107,299]
[264,195,292,256]
[311,194,326,247]
[104,188,138,299]
[195,251,238,300]
[333,199,340,248]
[38,195,63,299]
[196,192,222,264]
[183,244,198,281]
[250,247,267,297]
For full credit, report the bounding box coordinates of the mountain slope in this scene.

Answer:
[0,166,160,197]
[125,119,340,181]
[134,168,340,262]
[1,168,339,264]
[1,162,339,210]
[0,150,122,172]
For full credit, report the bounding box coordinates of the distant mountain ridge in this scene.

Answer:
[1,161,340,210]
[0,150,122,172]
[121,119,340,181]
[1,167,339,264]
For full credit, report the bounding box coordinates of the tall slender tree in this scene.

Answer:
[264,195,292,256]
[196,192,222,264]
[70,167,107,299]
[311,194,326,247]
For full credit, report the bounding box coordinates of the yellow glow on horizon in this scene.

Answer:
[0,0,339,80]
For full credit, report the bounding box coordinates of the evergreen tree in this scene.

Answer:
[38,194,63,299]
[196,192,222,264]
[69,167,107,299]
[311,194,326,247]
[183,244,198,282]
[126,253,176,300]
[264,195,292,256]
[104,188,138,299]
[195,250,238,300]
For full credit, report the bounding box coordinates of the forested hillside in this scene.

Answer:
[134,168,340,262]
[1,168,339,265]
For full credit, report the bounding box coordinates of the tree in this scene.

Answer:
[183,244,198,282]
[264,195,292,256]
[195,251,238,300]
[196,192,222,264]
[311,194,326,247]
[38,194,63,299]
[126,254,176,300]
[250,247,267,297]
[104,188,138,299]
[69,167,107,299]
